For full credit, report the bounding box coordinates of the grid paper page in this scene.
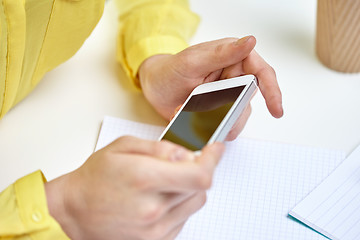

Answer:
[95,116,165,151]
[290,144,360,240]
[96,116,346,239]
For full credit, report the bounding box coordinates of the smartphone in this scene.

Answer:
[159,74,258,151]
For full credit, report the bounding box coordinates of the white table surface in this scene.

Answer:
[1,0,360,191]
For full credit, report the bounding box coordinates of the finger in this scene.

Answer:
[162,191,197,211]
[166,191,207,223]
[124,143,224,192]
[178,36,256,78]
[145,191,207,240]
[219,61,245,80]
[159,142,224,191]
[130,191,195,227]
[108,136,195,162]
[203,68,223,83]
[225,104,252,141]
[243,50,283,118]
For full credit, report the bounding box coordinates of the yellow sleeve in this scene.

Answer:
[115,0,200,87]
[0,0,105,118]
[0,171,69,239]
[0,0,106,238]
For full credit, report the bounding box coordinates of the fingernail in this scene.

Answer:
[170,148,195,162]
[234,36,251,46]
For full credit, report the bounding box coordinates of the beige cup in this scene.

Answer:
[316,0,360,73]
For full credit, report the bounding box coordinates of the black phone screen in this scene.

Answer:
[162,85,246,151]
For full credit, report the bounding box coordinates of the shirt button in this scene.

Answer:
[32,211,43,223]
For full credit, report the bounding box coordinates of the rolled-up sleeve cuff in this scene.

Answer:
[0,170,69,239]
[129,35,188,83]
[118,35,188,88]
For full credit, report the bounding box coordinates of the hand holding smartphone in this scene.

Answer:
[159,75,258,151]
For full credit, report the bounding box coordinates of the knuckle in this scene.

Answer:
[153,141,171,156]
[113,135,134,145]
[138,203,163,225]
[268,66,277,76]
[132,171,151,191]
[214,44,224,56]
[101,151,114,163]
[196,169,213,189]
[177,50,196,71]
[96,148,115,165]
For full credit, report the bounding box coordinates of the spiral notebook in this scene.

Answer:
[95,116,346,239]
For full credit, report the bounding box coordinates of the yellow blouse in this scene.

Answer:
[0,0,199,238]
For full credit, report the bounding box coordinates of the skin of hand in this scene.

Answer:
[45,136,224,240]
[138,36,283,139]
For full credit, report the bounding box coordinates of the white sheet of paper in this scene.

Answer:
[290,144,360,240]
[96,116,346,239]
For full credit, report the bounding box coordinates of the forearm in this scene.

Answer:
[44,173,82,240]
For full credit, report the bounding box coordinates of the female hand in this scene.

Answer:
[139,36,283,139]
[45,136,224,240]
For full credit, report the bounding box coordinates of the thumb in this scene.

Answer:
[177,36,256,77]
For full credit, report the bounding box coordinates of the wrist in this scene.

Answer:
[138,54,172,89]
[45,173,80,239]
[138,54,176,120]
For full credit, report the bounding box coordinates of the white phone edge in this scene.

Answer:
[158,74,258,148]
